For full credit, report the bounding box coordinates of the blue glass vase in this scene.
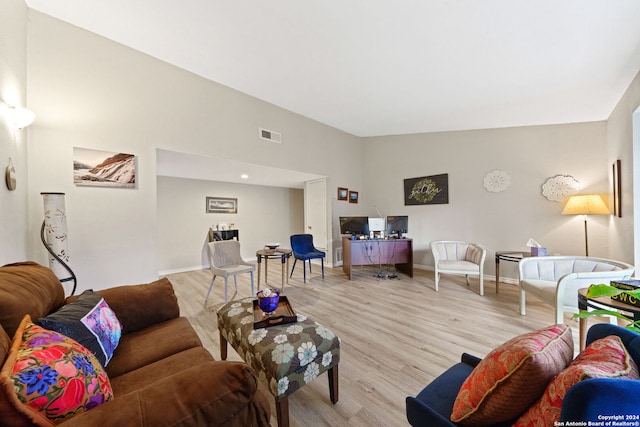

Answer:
[257,288,280,316]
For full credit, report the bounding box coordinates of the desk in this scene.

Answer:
[342,237,413,280]
[495,251,529,293]
[578,288,640,350]
[256,248,293,291]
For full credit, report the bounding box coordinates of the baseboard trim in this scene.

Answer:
[159,263,520,285]
[159,265,205,276]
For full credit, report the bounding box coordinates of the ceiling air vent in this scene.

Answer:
[259,128,282,143]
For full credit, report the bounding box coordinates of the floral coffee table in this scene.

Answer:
[217,298,341,427]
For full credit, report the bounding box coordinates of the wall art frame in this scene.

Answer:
[206,197,238,214]
[404,173,449,205]
[73,147,136,188]
[613,159,622,218]
[338,187,348,201]
[349,191,358,204]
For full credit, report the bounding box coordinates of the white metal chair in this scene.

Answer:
[519,256,635,324]
[430,240,487,295]
[206,240,255,303]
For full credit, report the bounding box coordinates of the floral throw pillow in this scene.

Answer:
[450,324,574,426]
[9,316,113,424]
[514,335,640,426]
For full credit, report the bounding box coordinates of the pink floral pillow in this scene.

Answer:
[450,324,574,426]
[9,316,113,424]
[514,335,640,426]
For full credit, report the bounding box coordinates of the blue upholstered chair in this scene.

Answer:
[560,324,640,422]
[289,234,325,283]
[406,323,640,426]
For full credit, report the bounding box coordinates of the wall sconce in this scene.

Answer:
[562,194,610,256]
[0,102,35,129]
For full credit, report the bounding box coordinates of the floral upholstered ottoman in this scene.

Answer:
[217,298,340,427]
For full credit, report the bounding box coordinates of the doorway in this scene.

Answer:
[305,178,328,250]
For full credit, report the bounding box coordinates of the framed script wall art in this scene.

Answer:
[404,173,449,205]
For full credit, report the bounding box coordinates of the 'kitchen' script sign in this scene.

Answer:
[404,173,449,205]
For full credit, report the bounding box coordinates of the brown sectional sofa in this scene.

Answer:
[0,262,271,426]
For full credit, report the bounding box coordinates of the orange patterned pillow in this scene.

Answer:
[514,335,640,426]
[450,324,573,426]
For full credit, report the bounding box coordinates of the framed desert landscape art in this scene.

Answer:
[73,147,136,188]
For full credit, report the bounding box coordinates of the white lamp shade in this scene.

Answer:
[1,104,35,129]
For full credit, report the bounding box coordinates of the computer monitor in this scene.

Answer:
[339,216,369,235]
[386,215,408,238]
[368,217,385,232]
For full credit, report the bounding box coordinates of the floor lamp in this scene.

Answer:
[562,194,610,256]
[41,192,77,295]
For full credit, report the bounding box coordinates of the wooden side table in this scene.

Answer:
[256,248,293,291]
[577,287,640,350]
[494,251,529,293]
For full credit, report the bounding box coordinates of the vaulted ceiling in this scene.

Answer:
[25,1,640,138]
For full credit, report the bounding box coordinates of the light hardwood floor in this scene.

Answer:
[166,264,583,427]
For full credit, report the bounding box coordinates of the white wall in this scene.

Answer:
[607,68,640,266]
[157,175,303,274]
[25,11,362,290]
[362,122,613,279]
[0,0,29,264]
[9,8,640,288]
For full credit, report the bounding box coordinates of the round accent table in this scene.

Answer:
[256,248,293,291]
[495,251,530,293]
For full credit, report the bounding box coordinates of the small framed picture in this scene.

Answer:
[338,187,348,201]
[206,197,238,214]
[349,191,359,204]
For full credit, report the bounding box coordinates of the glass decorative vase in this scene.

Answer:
[257,288,280,316]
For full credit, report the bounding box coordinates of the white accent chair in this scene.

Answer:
[519,256,634,324]
[206,240,255,303]
[431,241,487,295]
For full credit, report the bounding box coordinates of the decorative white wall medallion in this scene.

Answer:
[483,170,510,193]
[541,175,580,202]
